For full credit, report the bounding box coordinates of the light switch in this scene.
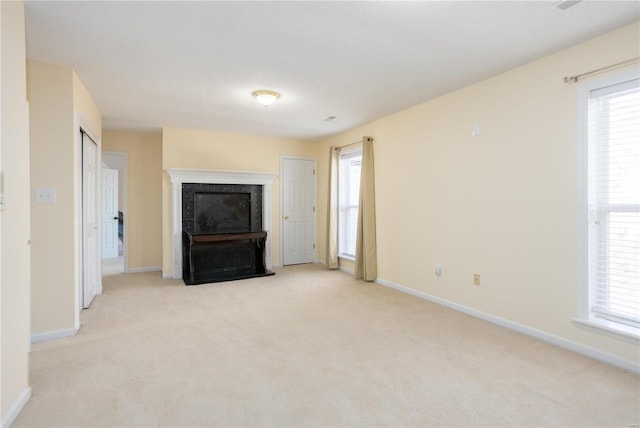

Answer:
[472,124,481,137]
[35,188,56,204]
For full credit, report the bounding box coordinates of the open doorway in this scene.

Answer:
[102,151,127,275]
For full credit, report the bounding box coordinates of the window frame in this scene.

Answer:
[575,66,640,342]
[338,147,362,260]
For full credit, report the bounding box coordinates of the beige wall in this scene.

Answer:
[102,153,125,211]
[1,0,31,422]
[28,61,75,335]
[103,130,162,270]
[28,60,101,336]
[73,72,101,142]
[316,22,640,365]
[161,127,318,274]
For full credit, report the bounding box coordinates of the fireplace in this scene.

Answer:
[165,169,277,282]
[182,183,262,234]
[181,183,273,284]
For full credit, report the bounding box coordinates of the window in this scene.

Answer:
[580,70,640,336]
[338,149,362,259]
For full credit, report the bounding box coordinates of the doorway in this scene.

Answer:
[281,156,317,265]
[102,151,126,275]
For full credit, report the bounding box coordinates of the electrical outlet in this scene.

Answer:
[35,188,56,204]
[473,274,481,286]
[435,265,442,277]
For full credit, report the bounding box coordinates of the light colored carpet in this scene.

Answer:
[14,264,639,427]
[101,256,124,276]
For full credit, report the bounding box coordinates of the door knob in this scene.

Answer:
[283,216,289,220]
[113,217,118,220]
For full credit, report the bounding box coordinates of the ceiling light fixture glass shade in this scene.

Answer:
[252,90,280,106]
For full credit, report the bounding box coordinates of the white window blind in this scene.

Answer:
[587,77,640,329]
[338,150,362,259]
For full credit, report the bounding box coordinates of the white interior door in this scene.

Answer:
[82,131,99,308]
[101,168,118,259]
[282,157,316,265]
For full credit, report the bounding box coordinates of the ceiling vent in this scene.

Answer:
[555,0,582,11]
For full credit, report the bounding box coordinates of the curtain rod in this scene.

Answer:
[564,57,639,83]
[336,140,362,150]
[334,136,372,150]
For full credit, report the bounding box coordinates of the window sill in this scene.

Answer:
[338,255,355,262]
[572,317,640,344]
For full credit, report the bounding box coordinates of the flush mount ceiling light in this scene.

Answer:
[252,90,280,107]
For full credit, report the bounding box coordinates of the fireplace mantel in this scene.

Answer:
[166,168,277,279]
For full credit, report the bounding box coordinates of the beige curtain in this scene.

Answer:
[354,137,377,281]
[326,146,340,269]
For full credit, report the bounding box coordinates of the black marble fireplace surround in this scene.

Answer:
[181,183,274,285]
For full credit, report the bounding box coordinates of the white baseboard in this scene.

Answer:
[1,387,31,427]
[375,277,639,374]
[339,265,354,275]
[126,266,161,273]
[31,328,76,344]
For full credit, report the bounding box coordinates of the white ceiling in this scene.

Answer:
[25,1,639,140]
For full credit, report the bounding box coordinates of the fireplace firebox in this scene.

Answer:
[181,183,274,285]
